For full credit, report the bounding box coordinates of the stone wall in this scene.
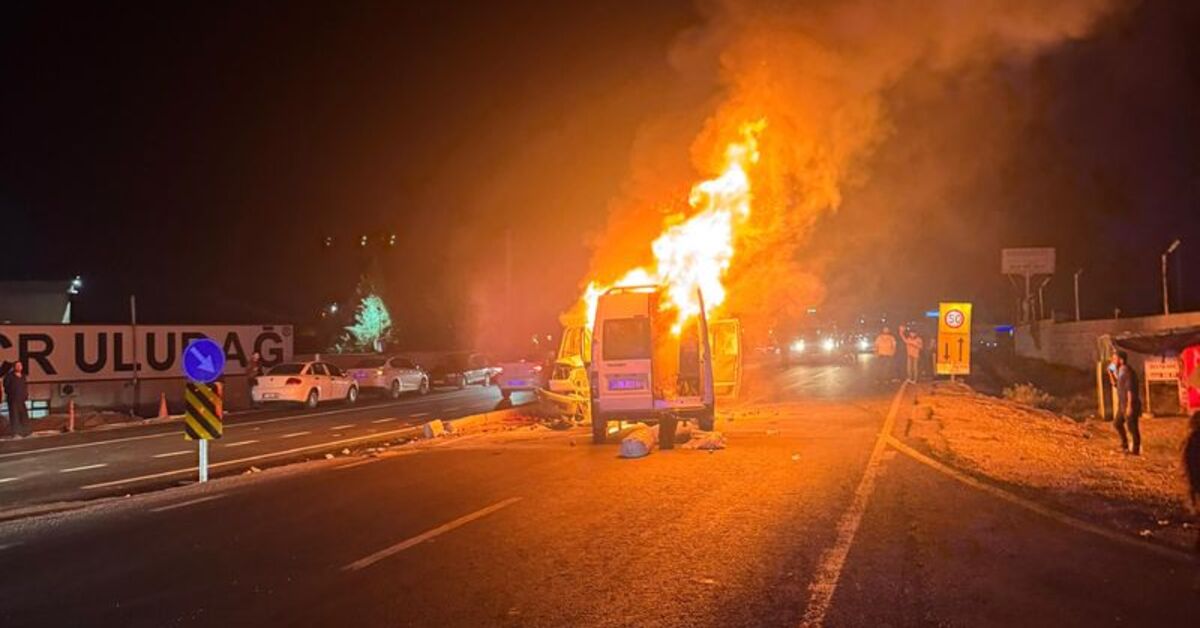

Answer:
[1015,312,1200,370]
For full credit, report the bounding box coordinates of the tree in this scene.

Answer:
[338,293,394,353]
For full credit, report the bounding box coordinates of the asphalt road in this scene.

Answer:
[0,384,531,513]
[1,359,1197,627]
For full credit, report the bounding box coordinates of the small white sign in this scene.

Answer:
[1144,360,1180,382]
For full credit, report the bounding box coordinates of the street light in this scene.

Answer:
[1162,238,1181,315]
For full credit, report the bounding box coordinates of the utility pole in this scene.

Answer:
[1073,268,1083,322]
[1162,239,1181,315]
[131,294,140,416]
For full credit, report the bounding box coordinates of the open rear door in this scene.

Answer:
[711,318,743,399]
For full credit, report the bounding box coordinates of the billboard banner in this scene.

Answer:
[0,325,292,383]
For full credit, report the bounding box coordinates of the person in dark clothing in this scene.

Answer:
[1112,351,1142,455]
[3,361,31,438]
[247,352,264,407]
[1184,412,1200,556]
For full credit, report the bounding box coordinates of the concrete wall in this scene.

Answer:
[1015,311,1200,370]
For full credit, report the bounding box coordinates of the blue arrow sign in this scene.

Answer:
[183,338,226,384]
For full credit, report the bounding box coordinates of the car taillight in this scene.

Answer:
[285,377,302,385]
[376,369,384,376]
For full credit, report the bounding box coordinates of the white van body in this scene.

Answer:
[588,286,715,445]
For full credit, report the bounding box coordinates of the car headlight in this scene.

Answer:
[857,338,870,351]
[822,338,836,353]
[791,340,806,353]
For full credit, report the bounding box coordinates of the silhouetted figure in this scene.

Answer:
[1112,351,1142,455]
[3,361,31,438]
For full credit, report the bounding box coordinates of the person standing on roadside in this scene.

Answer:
[874,327,897,383]
[3,361,31,438]
[1113,351,1142,455]
[903,328,924,383]
[247,352,264,407]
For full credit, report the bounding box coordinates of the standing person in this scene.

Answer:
[903,328,924,383]
[1112,351,1142,455]
[874,327,897,383]
[3,361,31,438]
[247,352,264,407]
[1184,412,1200,549]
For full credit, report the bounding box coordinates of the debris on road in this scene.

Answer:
[324,453,334,460]
[422,420,447,439]
[619,425,659,458]
[682,430,727,451]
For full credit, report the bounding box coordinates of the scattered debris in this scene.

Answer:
[682,431,727,451]
[341,448,351,456]
[422,420,447,439]
[620,425,659,458]
[324,453,334,460]
[1138,529,1153,538]
[791,453,801,462]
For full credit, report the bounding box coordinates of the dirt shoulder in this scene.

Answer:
[903,381,1197,551]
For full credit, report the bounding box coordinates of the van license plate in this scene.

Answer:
[608,377,644,391]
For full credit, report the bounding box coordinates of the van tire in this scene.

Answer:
[659,418,678,450]
[592,417,607,444]
[698,408,715,432]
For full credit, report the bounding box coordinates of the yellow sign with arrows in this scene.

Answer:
[936,302,972,376]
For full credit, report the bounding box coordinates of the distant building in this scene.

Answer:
[0,280,76,324]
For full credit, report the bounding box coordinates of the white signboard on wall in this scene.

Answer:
[0,325,293,383]
[1001,247,1056,275]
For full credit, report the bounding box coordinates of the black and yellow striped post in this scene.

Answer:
[184,381,223,482]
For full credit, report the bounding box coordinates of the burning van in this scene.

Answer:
[588,285,716,446]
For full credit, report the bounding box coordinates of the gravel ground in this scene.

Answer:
[905,381,1198,550]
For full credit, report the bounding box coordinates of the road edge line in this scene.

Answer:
[798,382,909,628]
[884,435,1192,564]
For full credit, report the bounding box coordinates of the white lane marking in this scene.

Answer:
[0,542,18,551]
[0,477,19,484]
[443,407,460,413]
[60,463,108,474]
[223,440,259,448]
[409,412,429,418]
[335,458,381,471]
[799,382,907,628]
[281,431,311,439]
[371,418,397,424]
[0,432,171,459]
[330,424,355,431]
[150,494,226,513]
[886,436,1192,564]
[153,450,190,459]
[343,497,522,571]
[81,426,423,490]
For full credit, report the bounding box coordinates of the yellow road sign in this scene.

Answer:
[936,302,972,376]
[184,381,223,440]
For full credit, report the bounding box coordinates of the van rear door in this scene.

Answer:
[592,290,655,415]
[711,318,742,398]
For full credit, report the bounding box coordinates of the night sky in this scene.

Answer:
[2,1,1197,351]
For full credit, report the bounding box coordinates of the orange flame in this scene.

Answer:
[583,120,765,332]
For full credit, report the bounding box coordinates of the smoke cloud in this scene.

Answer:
[580,0,1120,340]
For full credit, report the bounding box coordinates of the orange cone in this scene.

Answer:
[158,392,169,419]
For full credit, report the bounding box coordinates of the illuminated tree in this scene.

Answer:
[340,293,393,353]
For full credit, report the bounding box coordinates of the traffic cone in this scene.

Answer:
[158,392,169,419]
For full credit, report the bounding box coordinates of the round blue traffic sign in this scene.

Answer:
[183,338,226,384]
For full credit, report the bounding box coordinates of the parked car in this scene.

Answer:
[495,355,546,400]
[344,355,430,398]
[429,353,497,390]
[251,361,359,408]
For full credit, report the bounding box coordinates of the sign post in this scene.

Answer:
[1002,247,1055,323]
[936,302,972,377]
[182,338,226,483]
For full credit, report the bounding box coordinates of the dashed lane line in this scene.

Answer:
[330,424,356,431]
[409,412,430,418]
[80,426,422,490]
[798,382,907,628]
[281,431,311,439]
[371,418,397,424]
[223,440,259,448]
[153,451,191,459]
[0,477,19,484]
[60,463,108,474]
[342,497,523,571]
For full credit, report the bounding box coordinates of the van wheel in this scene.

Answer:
[698,407,715,432]
[592,417,607,444]
[305,389,319,409]
[390,380,402,399]
[659,418,678,450]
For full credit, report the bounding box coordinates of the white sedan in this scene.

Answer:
[344,356,430,398]
[252,361,359,409]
